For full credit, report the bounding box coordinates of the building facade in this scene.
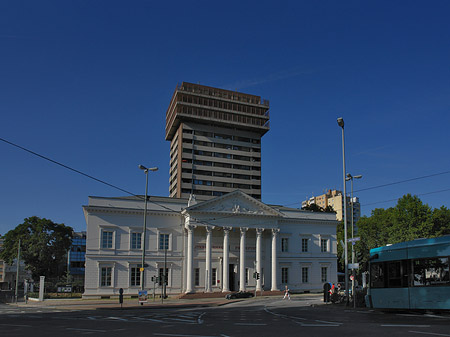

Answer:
[83,191,338,298]
[165,82,270,201]
[69,231,86,284]
[302,189,361,225]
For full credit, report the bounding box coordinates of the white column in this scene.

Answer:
[239,227,248,292]
[205,226,214,293]
[185,225,194,293]
[222,227,231,292]
[256,228,264,292]
[271,228,280,291]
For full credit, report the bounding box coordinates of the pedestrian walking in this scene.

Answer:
[283,285,291,300]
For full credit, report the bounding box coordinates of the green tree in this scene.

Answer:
[0,216,73,280]
[353,194,450,272]
[431,206,450,237]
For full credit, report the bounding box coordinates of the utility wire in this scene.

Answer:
[354,170,450,193]
[2,137,327,229]
[361,188,450,207]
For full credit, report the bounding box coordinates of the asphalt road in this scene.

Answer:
[1,296,449,337]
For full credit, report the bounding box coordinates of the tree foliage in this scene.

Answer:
[303,204,336,213]
[348,194,450,272]
[0,216,73,280]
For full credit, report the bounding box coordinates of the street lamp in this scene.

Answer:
[139,164,158,291]
[337,117,349,305]
[346,173,362,308]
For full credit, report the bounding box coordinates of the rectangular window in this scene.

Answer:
[321,267,328,283]
[281,238,289,252]
[101,231,113,249]
[370,263,385,288]
[131,232,142,250]
[212,268,217,286]
[321,239,328,253]
[281,267,288,284]
[159,234,169,250]
[302,267,309,283]
[101,267,112,286]
[413,257,450,286]
[159,268,168,286]
[130,266,141,287]
[195,268,200,286]
[302,238,308,252]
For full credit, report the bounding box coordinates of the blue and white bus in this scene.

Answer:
[366,235,450,310]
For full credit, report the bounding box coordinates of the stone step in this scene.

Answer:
[178,290,284,299]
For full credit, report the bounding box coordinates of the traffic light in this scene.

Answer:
[256,272,260,280]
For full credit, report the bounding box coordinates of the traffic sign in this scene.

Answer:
[348,263,360,269]
[347,237,360,243]
[140,267,144,272]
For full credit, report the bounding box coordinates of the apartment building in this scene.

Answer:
[165,82,270,200]
[302,189,361,225]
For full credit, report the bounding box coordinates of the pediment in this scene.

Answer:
[184,190,283,217]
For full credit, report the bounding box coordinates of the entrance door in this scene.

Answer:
[229,264,236,292]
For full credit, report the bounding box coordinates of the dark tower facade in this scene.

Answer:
[165,82,270,200]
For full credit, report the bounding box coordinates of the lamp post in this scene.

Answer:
[346,173,362,308]
[337,117,349,305]
[139,164,158,291]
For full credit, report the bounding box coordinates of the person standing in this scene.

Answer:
[323,282,331,302]
[283,285,291,300]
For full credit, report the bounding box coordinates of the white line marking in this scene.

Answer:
[409,331,450,337]
[381,325,431,327]
[315,320,343,325]
[153,332,216,337]
[234,323,267,326]
[0,323,32,327]
[107,316,128,321]
[301,323,341,327]
[66,328,106,333]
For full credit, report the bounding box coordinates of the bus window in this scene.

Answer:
[370,263,385,288]
[387,261,402,287]
[413,257,450,286]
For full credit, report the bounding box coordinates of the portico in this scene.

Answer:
[182,190,283,294]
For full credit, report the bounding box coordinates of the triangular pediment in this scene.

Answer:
[184,190,283,217]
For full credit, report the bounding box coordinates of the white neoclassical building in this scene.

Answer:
[82,190,338,298]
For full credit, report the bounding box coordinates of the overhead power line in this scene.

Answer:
[354,170,450,193]
[361,188,450,207]
[1,137,327,232]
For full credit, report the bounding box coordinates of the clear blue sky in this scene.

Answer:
[1,1,450,235]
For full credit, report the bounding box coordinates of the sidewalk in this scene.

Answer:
[12,297,232,311]
[11,292,324,311]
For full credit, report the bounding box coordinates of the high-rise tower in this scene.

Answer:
[165,82,270,200]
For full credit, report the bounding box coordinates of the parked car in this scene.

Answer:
[225,291,255,299]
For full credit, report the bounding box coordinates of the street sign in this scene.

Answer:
[138,290,148,304]
[348,263,360,269]
[140,267,144,272]
[347,237,360,243]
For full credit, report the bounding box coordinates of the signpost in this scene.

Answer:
[347,237,360,245]
[138,290,148,305]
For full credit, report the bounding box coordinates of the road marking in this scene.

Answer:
[409,332,450,337]
[315,320,343,325]
[234,323,267,326]
[153,332,217,337]
[106,316,128,321]
[381,325,431,328]
[300,323,341,327]
[198,312,206,324]
[66,328,106,333]
[0,323,32,327]
[135,317,164,322]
